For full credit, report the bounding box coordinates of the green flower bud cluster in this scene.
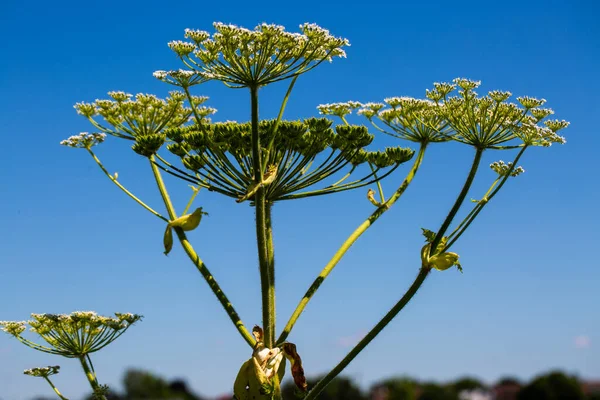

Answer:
[162,118,413,201]
[168,22,350,87]
[24,366,60,378]
[132,133,167,157]
[1,311,142,357]
[490,160,525,177]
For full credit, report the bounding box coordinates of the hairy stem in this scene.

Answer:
[251,85,275,348]
[304,267,431,400]
[149,156,255,347]
[277,143,428,344]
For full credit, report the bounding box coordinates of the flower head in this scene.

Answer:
[24,366,60,378]
[71,91,211,157]
[513,117,568,147]
[426,78,568,148]
[169,22,350,87]
[152,69,210,88]
[490,160,525,177]
[2,311,142,357]
[317,101,362,119]
[60,132,106,149]
[164,118,413,202]
[0,321,27,336]
[363,97,451,143]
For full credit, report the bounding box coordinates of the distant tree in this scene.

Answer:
[282,376,366,400]
[83,390,124,400]
[123,369,173,399]
[517,371,584,400]
[372,377,419,400]
[451,377,486,393]
[418,382,458,400]
[493,377,522,400]
[169,379,204,400]
[496,377,521,387]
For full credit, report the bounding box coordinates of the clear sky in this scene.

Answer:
[0,0,598,399]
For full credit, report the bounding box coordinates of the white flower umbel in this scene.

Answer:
[362,97,451,143]
[169,22,350,87]
[60,132,106,149]
[152,69,209,88]
[425,78,569,149]
[317,101,362,119]
[23,366,69,400]
[24,365,60,378]
[0,311,142,357]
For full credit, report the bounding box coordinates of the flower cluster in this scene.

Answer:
[317,101,362,118]
[167,22,350,87]
[512,118,568,147]
[1,311,142,357]
[490,160,525,177]
[359,97,452,143]
[423,78,569,149]
[23,366,60,378]
[60,132,106,149]
[162,118,414,201]
[69,91,214,157]
[0,320,27,335]
[152,69,209,87]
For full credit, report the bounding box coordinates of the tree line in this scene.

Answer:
[31,368,598,400]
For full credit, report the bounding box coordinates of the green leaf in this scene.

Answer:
[421,228,436,243]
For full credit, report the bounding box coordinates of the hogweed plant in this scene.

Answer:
[1,22,569,400]
[0,312,141,399]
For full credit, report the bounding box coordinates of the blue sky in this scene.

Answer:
[0,0,599,399]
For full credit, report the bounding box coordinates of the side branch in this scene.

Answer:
[149,156,256,348]
[277,144,428,344]
[304,267,431,400]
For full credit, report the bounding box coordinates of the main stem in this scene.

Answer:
[277,143,428,344]
[149,157,256,347]
[79,356,105,400]
[251,85,275,348]
[304,267,431,400]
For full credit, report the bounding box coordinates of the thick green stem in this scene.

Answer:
[44,377,69,400]
[79,356,105,400]
[265,202,276,347]
[250,85,275,348]
[149,157,255,347]
[430,147,483,253]
[304,267,431,400]
[277,144,428,345]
